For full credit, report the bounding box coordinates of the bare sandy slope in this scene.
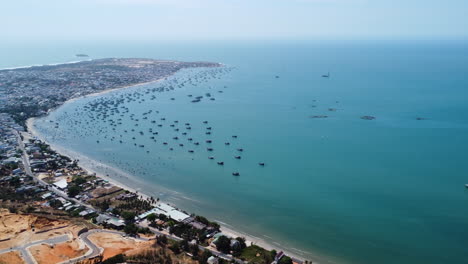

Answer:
[0,251,24,264]
[0,209,81,250]
[87,232,153,260]
[30,240,88,264]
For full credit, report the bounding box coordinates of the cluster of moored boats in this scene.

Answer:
[47,67,265,178]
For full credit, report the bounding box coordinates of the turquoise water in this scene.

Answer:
[4,41,468,264]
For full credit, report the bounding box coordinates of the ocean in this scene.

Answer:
[3,40,468,264]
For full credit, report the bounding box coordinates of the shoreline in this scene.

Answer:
[0,59,92,71]
[26,117,309,262]
[24,79,313,263]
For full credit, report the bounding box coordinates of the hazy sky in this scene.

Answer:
[2,0,467,41]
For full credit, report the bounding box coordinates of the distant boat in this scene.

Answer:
[322,72,330,78]
[235,156,241,159]
[259,162,265,166]
[208,156,215,160]
[217,161,224,165]
[232,172,240,176]
[465,184,468,188]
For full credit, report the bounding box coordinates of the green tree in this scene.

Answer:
[214,235,231,254]
[199,250,212,264]
[49,199,63,209]
[10,177,21,188]
[147,213,157,222]
[157,235,168,245]
[159,213,168,221]
[67,185,81,197]
[72,176,87,185]
[121,211,136,223]
[279,256,293,264]
[123,223,138,235]
[189,243,199,257]
[169,241,181,254]
[181,239,190,252]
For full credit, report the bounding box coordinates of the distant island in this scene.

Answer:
[76,54,89,57]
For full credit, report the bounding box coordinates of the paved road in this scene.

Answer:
[0,234,70,264]
[15,130,96,212]
[138,220,244,264]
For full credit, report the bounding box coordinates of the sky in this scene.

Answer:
[1,0,467,41]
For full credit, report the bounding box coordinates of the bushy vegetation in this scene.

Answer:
[239,245,276,264]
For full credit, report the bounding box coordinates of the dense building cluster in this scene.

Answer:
[0,58,220,127]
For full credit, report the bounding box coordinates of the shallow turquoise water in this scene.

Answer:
[4,40,468,264]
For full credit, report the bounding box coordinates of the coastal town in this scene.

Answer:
[0,58,220,128]
[0,61,303,264]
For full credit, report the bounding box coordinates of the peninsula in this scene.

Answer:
[0,59,305,264]
[0,58,220,128]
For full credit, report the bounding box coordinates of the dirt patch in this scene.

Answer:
[0,251,24,264]
[0,210,77,250]
[0,210,90,264]
[30,239,88,264]
[87,232,152,260]
[91,186,122,199]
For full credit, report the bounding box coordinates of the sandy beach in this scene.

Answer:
[26,117,308,262]
[24,74,312,262]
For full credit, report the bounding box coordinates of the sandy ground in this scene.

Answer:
[0,251,24,264]
[0,210,67,249]
[87,232,152,260]
[30,239,88,264]
[0,210,74,250]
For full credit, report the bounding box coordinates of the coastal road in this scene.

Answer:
[0,234,70,264]
[15,130,97,212]
[138,220,245,264]
[15,130,34,177]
